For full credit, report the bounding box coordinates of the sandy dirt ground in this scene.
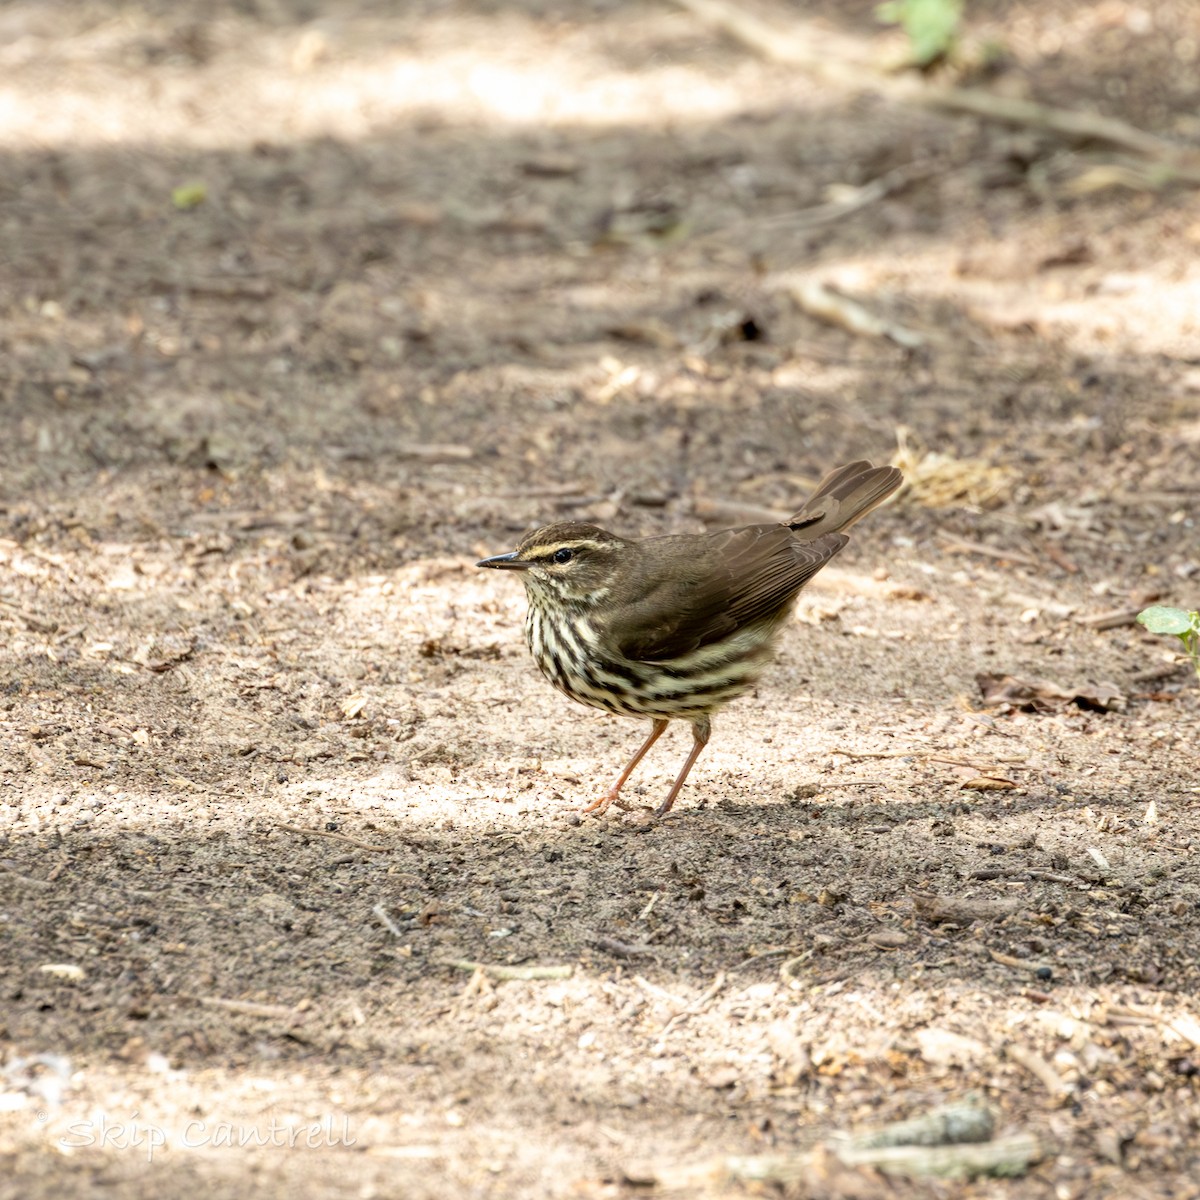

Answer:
[2,1,1199,1197]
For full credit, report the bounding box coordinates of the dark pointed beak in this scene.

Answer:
[476,550,534,570]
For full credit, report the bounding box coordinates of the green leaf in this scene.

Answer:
[876,0,963,65]
[1137,605,1195,636]
[171,182,208,211]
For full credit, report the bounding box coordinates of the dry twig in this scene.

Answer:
[1005,1044,1071,1099]
[0,596,58,633]
[197,996,303,1021]
[276,822,394,853]
[836,1133,1043,1178]
[786,278,926,349]
[913,892,1020,924]
[989,949,1053,977]
[593,935,655,959]
[646,1132,1041,1188]
[659,972,727,1035]
[373,904,405,938]
[940,536,1040,568]
[444,960,574,981]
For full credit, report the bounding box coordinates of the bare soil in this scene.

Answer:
[2,2,1199,1197]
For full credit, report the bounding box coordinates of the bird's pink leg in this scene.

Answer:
[654,717,711,817]
[579,719,669,816]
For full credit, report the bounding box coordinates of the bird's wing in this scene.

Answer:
[610,527,848,663]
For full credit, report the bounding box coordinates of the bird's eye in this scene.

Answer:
[553,547,574,564]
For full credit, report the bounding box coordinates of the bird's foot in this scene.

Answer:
[577,789,632,817]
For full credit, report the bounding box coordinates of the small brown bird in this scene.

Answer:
[477,460,902,818]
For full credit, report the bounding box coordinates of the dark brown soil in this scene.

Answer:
[2,2,1199,1197]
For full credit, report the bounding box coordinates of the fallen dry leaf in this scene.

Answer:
[976,673,1125,712]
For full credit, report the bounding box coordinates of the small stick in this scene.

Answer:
[730,946,796,972]
[594,936,654,959]
[788,278,925,349]
[928,755,1029,770]
[0,862,54,888]
[1076,607,1141,630]
[661,971,726,1034]
[963,714,1020,738]
[1100,1005,1160,1029]
[1005,1044,1070,1099]
[1037,541,1079,575]
[373,904,405,937]
[913,892,1020,923]
[396,443,474,461]
[1101,1003,1200,1048]
[733,163,934,235]
[831,748,925,760]
[1023,869,1078,885]
[444,960,574,981]
[0,596,58,633]
[989,949,1053,977]
[966,867,1074,886]
[649,1133,1042,1187]
[197,996,301,1020]
[633,975,686,1005]
[489,484,587,499]
[940,537,1040,568]
[276,822,393,853]
[835,1132,1043,1178]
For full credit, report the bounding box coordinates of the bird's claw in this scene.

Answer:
[577,790,632,817]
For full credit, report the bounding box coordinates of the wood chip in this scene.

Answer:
[1005,1043,1071,1099]
[960,775,1018,791]
[38,963,86,982]
[396,443,474,461]
[196,996,302,1020]
[593,936,655,959]
[914,1028,990,1066]
[444,960,574,982]
[835,1132,1043,1179]
[787,278,925,349]
[913,892,1020,924]
[1076,607,1142,629]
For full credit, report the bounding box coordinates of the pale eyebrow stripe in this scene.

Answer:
[527,539,609,560]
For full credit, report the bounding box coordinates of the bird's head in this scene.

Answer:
[476,522,628,606]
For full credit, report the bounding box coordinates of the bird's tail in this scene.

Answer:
[788,461,903,539]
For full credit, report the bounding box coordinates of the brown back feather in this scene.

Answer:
[609,462,901,663]
[611,528,847,662]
